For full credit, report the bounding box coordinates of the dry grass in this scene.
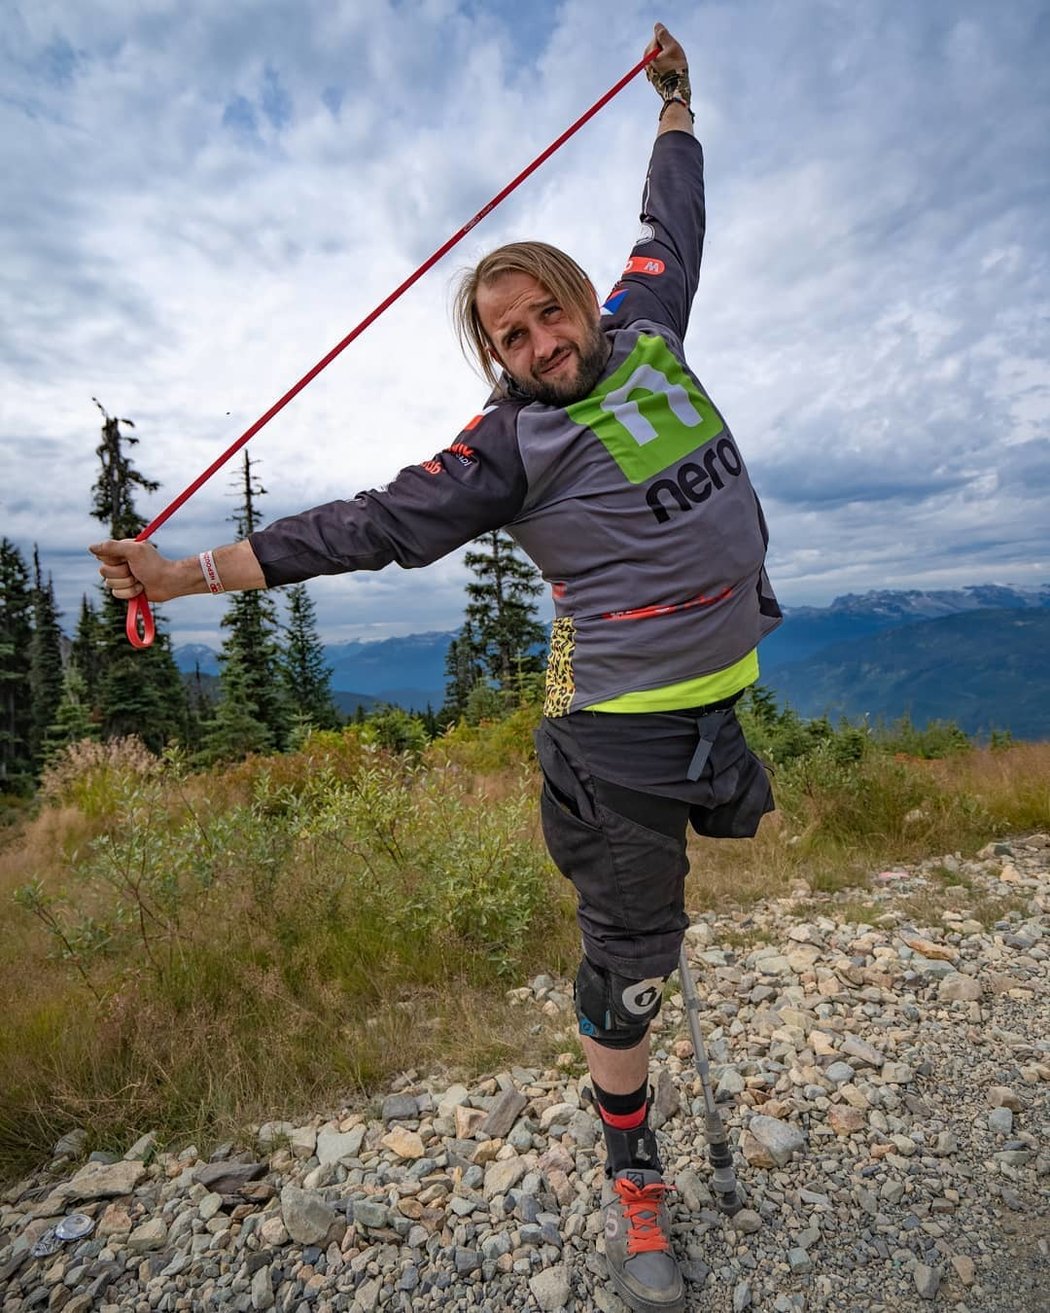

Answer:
[1,730,1046,1186]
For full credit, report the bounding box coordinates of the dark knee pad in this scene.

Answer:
[574,957,667,1049]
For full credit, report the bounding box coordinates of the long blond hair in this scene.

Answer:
[453,242,599,389]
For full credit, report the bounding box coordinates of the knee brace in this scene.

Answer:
[574,957,667,1049]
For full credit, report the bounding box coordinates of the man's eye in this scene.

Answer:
[543,305,561,319]
[506,331,522,346]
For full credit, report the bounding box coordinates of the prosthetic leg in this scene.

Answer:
[678,942,742,1215]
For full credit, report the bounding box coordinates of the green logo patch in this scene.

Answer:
[567,335,723,483]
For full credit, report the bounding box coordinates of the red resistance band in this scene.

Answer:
[125,46,660,647]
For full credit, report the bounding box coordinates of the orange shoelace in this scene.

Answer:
[613,1177,675,1255]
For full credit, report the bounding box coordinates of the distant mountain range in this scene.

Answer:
[173,584,1050,739]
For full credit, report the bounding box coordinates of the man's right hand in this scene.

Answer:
[90,539,180,602]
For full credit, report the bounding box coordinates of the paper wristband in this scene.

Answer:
[199,550,225,594]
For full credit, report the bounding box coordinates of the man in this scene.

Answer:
[92,23,780,1313]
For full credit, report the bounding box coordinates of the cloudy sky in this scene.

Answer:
[3,0,1048,647]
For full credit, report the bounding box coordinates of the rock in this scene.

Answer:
[52,1129,88,1159]
[250,1263,275,1310]
[988,1107,1014,1134]
[351,1199,390,1229]
[539,1102,577,1130]
[258,1215,288,1246]
[951,1254,975,1285]
[280,1185,344,1246]
[288,1125,317,1158]
[733,1280,752,1311]
[381,1127,425,1159]
[437,1083,470,1118]
[454,1246,480,1274]
[316,1126,365,1165]
[96,1202,133,1238]
[988,1085,1023,1110]
[484,1156,526,1199]
[650,1066,680,1127]
[529,1264,571,1311]
[731,1208,763,1234]
[381,1093,419,1122]
[193,1161,267,1193]
[455,1105,488,1138]
[881,1062,914,1084]
[899,932,958,962]
[913,1262,941,1300]
[841,1034,884,1067]
[197,1190,224,1220]
[743,1115,805,1167]
[127,1217,167,1253]
[828,1106,865,1135]
[256,1120,295,1149]
[674,1168,711,1213]
[788,1247,812,1274]
[824,1061,854,1084]
[54,1159,146,1203]
[123,1132,158,1161]
[938,973,983,1002]
[480,1086,527,1139]
[715,1068,746,1100]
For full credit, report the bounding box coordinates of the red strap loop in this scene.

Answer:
[126,594,155,649]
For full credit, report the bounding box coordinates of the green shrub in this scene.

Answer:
[873,716,972,759]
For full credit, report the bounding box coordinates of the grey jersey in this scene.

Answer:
[250,132,781,715]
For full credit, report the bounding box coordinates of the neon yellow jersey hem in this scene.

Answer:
[584,649,759,713]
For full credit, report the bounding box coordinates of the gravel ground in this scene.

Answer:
[1,836,1047,1312]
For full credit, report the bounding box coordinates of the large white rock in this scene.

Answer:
[280,1185,344,1246]
[316,1126,366,1165]
[745,1115,806,1167]
[529,1265,571,1312]
[483,1157,526,1199]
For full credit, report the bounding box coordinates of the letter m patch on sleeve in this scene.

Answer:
[567,335,723,483]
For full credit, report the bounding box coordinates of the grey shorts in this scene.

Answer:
[535,701,774,979]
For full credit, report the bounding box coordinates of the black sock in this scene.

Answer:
[592,1078,649,1129]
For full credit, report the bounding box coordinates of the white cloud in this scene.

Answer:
[2,0,1047,645]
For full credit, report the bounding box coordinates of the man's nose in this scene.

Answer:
[533,324,560,359]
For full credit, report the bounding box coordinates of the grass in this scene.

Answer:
[1,716,1047,1185]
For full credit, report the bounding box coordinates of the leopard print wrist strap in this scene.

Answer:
[647,64,694,122]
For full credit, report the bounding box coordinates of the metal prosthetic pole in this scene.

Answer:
[678,942,743,1215]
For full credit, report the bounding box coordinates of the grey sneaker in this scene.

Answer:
[602,1167,685,1313]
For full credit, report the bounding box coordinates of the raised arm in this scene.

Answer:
[600,23,704,341]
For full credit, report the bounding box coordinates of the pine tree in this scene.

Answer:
[71,595,105,725]
[27,549,65,766]
[44,665,98,758]
[206,452,289,758]
[282,584,339,731]
[0,539,35,791]
[184,662,216,752]
[441,620,485,722]
[90,401,188,750]
[463,531,546,691]
[201,649,275,760]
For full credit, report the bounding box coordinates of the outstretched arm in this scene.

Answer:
[90,538,265,602]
